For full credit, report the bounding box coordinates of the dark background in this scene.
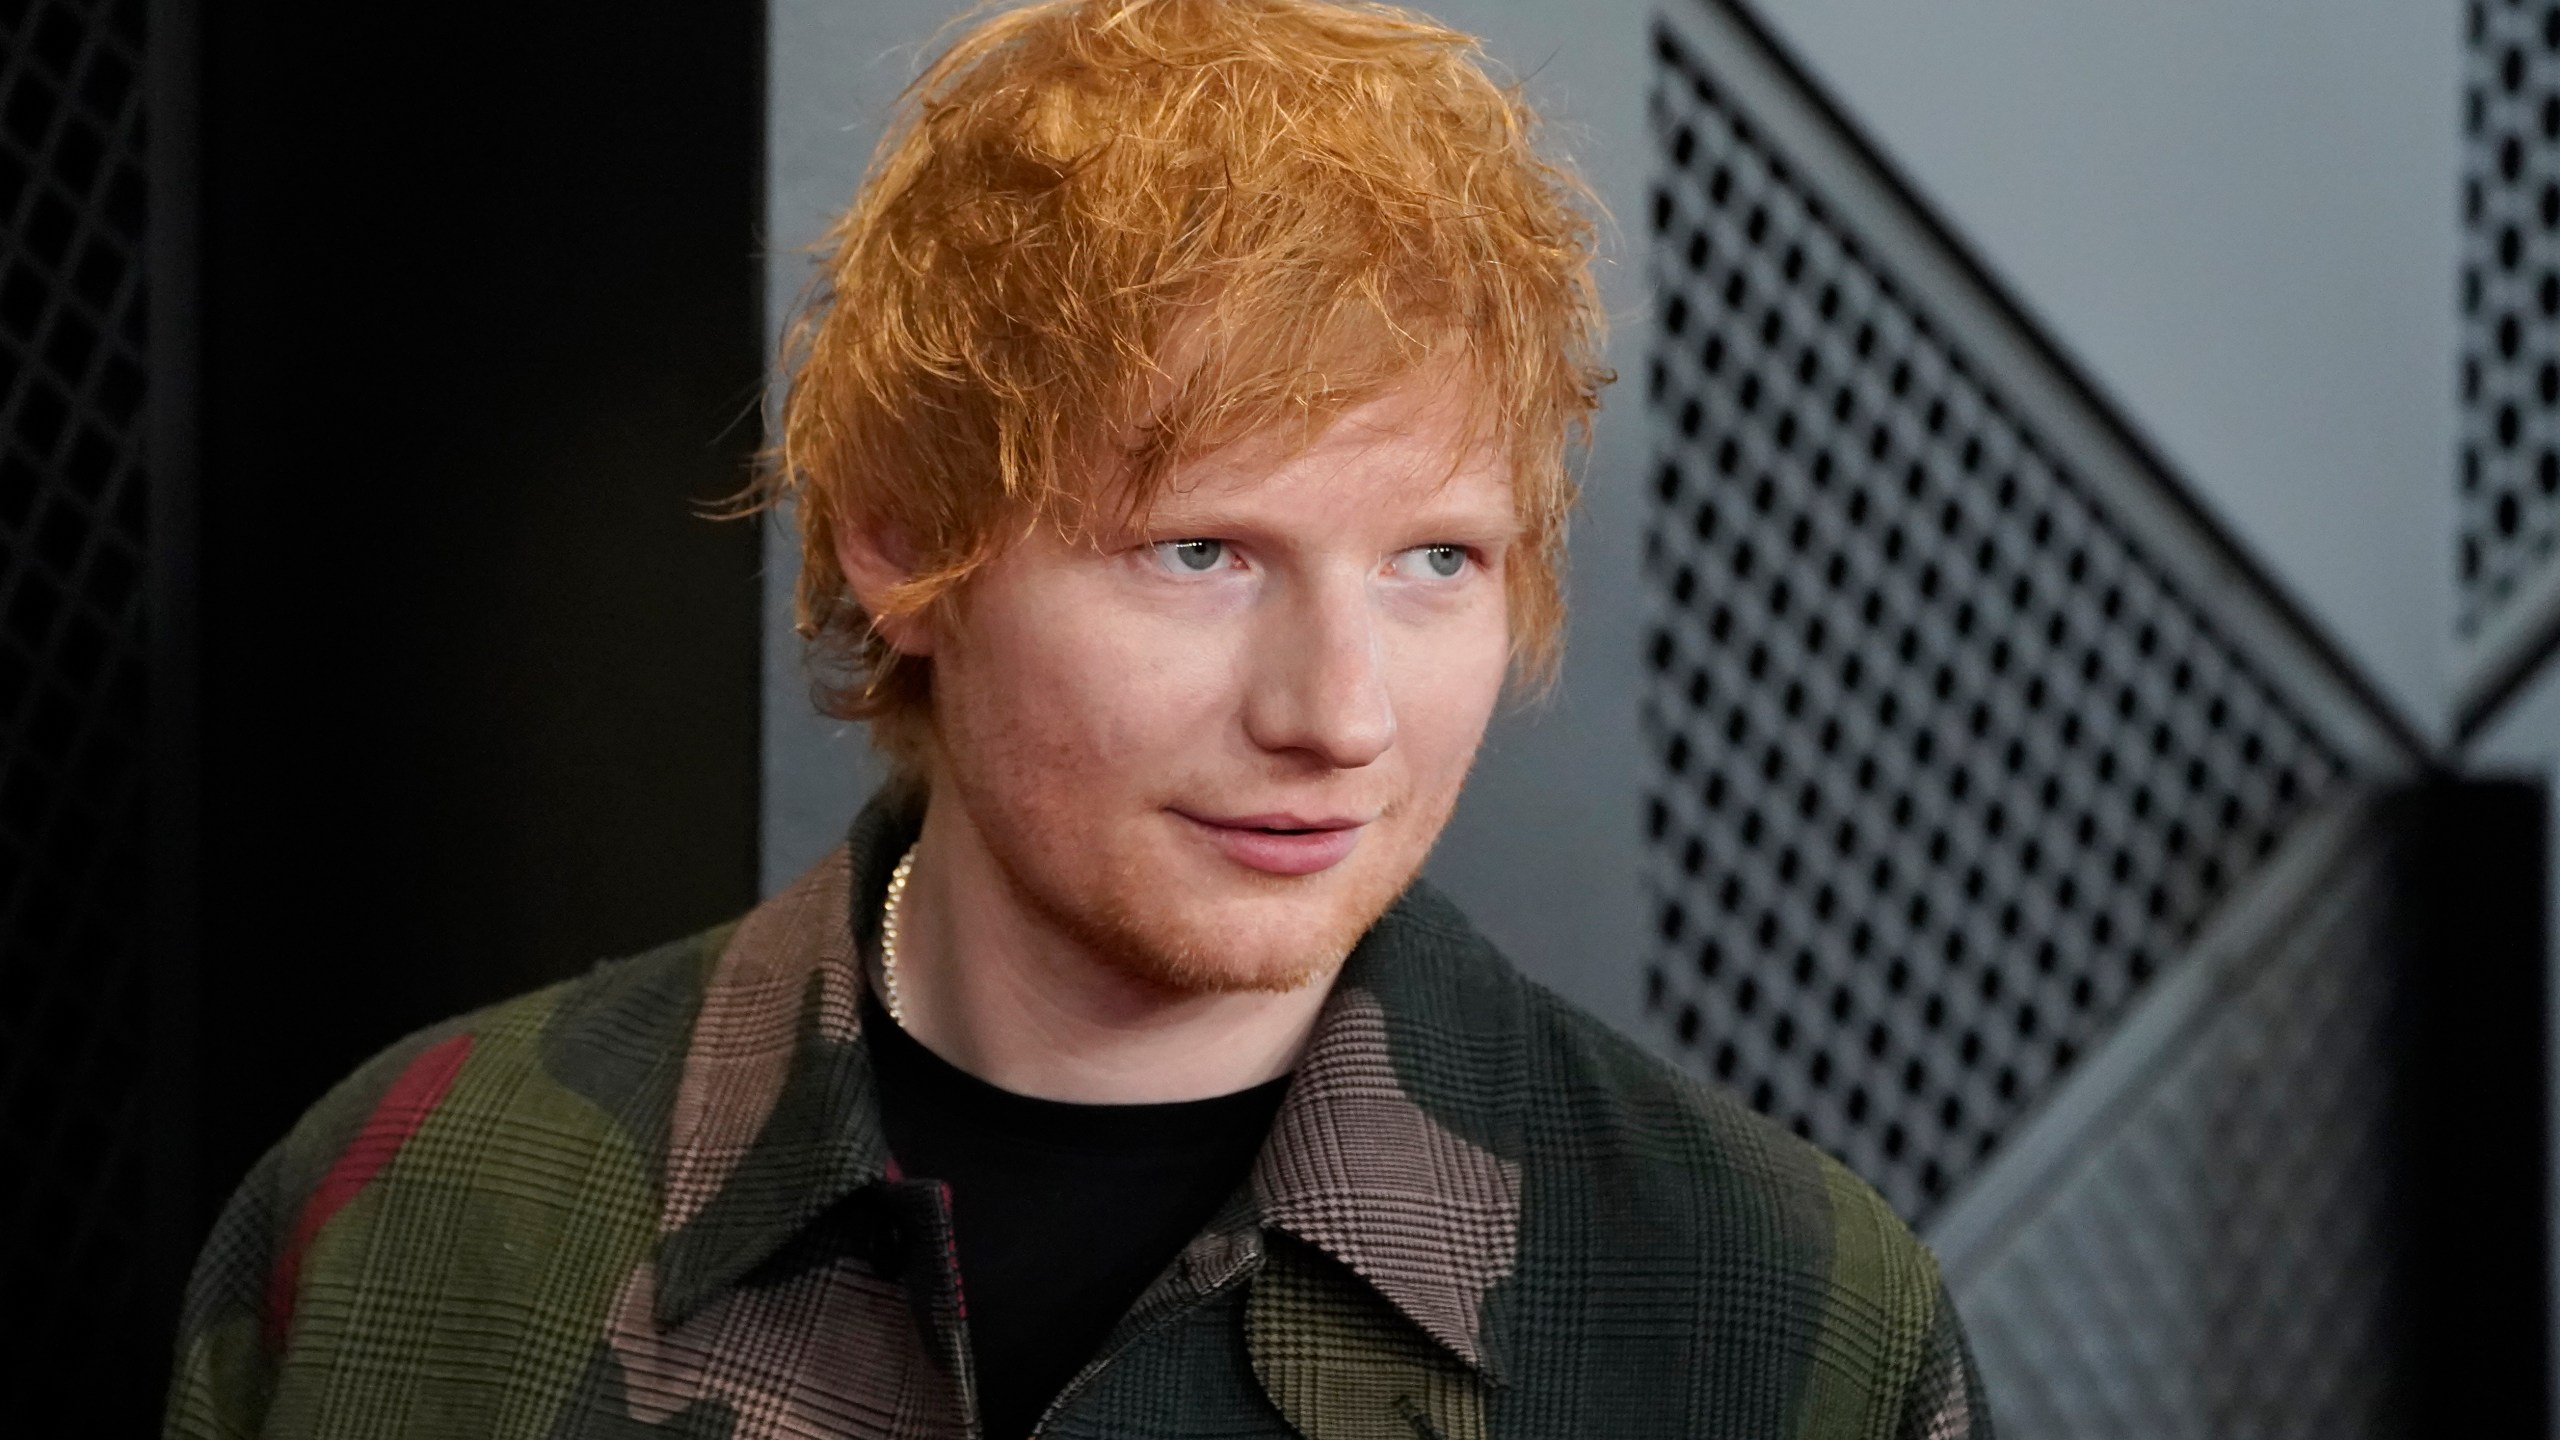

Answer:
[185,0,764,1231]
[2,2,766,1430]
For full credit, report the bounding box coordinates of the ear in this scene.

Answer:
[831,513,937,658]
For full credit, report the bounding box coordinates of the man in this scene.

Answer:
[168,1,1991,1436]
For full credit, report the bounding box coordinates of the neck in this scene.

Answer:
[883,792,1330,1103]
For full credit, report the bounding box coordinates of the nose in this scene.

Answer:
[1242,570,1396,768]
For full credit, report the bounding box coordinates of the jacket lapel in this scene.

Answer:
[1249,881,1529,1386]
[653,796,921,1327]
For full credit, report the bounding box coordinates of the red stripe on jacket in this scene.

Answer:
[265,1033,475,1348]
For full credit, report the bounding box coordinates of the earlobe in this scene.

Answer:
[833,516,937,658]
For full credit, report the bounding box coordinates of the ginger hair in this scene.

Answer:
[758,0,1612,774]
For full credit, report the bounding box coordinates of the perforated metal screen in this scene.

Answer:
[2461,0,2560,642]
[2452,0,2560,736]
[1640,16,2359,1222]
[0,0,157,1408]
[1957,825,2405,1438]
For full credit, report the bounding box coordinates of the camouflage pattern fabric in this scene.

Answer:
[167,791,1993,1439]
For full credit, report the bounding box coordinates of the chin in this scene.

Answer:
[1093,889,1358,997]
[1074,838,1422,998]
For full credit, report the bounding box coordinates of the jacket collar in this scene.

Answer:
[651,789,1527,1380]
[1251,883,1526,1380]
[651,794,912,1326]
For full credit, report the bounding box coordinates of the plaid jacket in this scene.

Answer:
[168,794,1991,1439]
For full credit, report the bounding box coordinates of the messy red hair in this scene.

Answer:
[759,0,1612,773]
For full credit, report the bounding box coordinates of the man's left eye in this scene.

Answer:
[1392,545,1469,580]
[1150,539,1231,573]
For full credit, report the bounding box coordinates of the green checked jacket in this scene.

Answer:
[167,795,1993,1439]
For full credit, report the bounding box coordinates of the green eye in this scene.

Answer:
[1155,539,1227,573]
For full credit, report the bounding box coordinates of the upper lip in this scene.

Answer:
[1181,810,1372,832]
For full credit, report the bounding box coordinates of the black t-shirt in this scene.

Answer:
[861,987,1291,1440]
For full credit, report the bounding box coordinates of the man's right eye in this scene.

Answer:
[1151,539,1230,573]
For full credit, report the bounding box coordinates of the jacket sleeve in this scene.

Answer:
[164,1143,289,1439]
[1894,1276,1995,1440]
[162,1021,474,1438]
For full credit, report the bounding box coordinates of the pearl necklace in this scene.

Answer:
[879,844,918,1027]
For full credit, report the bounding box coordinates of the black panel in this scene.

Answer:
[2399,777,2550,1434]
[185,0,763,1318]
[0,0,157,1428]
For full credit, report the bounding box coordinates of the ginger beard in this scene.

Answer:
[931,732,1468,998]
[911,384,1517,999]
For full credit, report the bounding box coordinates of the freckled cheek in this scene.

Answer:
[1382,613,1511,789]
[984,588,1249,778]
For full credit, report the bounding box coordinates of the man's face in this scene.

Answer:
[924,379,1518,995]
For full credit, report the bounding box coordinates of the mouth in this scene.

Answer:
[1172,809,1373,877]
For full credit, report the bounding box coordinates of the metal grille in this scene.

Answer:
[0,0,155,1402]
[1954,829,2403,1439]
[2460,0,2560,641]
[1640,17,2357,1221]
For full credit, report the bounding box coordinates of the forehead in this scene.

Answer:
[1136,380,1517,533]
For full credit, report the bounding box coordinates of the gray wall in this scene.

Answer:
[1750,0,2461,742]
[1740,2,2546,1413]
[762,0,934,892]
